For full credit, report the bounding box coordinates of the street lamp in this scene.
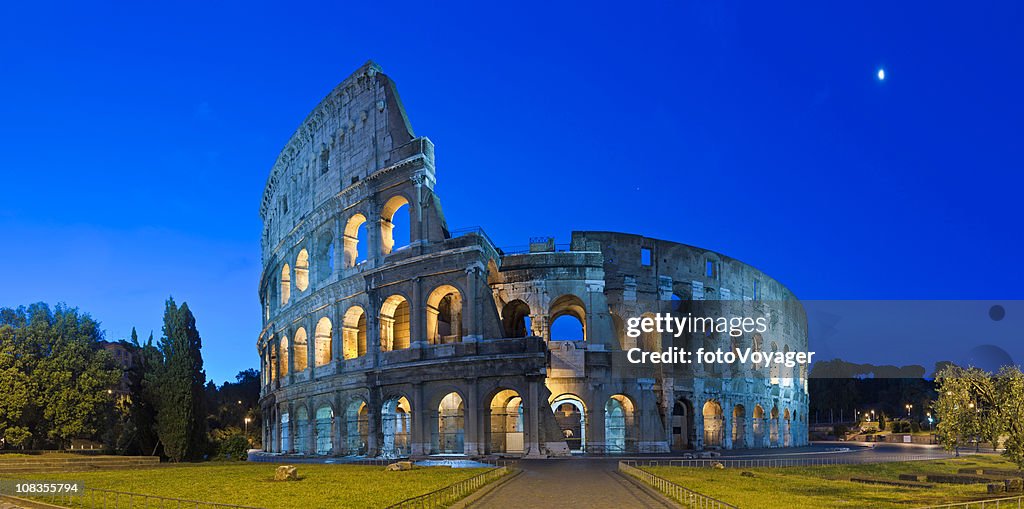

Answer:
[927,412,933,431]
[244,417,251,437]
[906,404,913,418]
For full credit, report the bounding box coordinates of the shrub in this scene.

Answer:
[216,434,249,461]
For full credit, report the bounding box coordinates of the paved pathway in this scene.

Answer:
[469,459,675,509]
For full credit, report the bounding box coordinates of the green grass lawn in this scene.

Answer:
[645,455,1023,508]
[4,462,491,509]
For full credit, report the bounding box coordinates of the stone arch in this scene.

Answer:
[672,397,695,451]
[426,285,463,344]
[342,306,367,359]
[605,394,636,454]
[315,230,334,280]
[295,249,310,291]
[314,402,335,455]
[732,404,746,447]
[380,294,411,351]
[344,397,369,456]
[381,395,412,458]
[269,340,279,382]
[279,335,290,377]
[610,311,628,350]
[280,407,291,452]
[381,194,411,255]
[639,312,660,352]
[753,404,766,446]
[433,391,465,454]
[702,400,724,448]
[293,327,308,371]
[280,264,291,306]
[487,388,524,454]
[294,403,310,454]
[501,299,531,338]
[752,333,764,351]
[315,317,332,366]
[549,294,586,341]
[343,213,368,268]
[551,393,587,453]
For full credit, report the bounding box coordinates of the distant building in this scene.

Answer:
[257,62,809,457]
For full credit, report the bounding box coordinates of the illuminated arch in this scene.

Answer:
[280,264,291,306]
[605,394,636,454]
[427,285,463,344]
[279,335,289,377]
[315,317,332,366]
[380,195,411,255]
[342,306,367,359]
[293,327,308,371]
[343,213,368,268]
[703,400,724,447]
[380,295,410,351]
[295,249,309,291]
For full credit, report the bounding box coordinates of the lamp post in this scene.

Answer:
[906,404,913,419]
[926,412,933,431]
[244,417,251,438]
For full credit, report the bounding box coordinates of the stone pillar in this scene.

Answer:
[465,379,481,455]
[723,405,733,449]
[308,405,317,455]
[412,173,426,250]
[465,265,480,341]
[367,391,381,457]
[744,408,754,449]
[525,378,543,458]
[411,383,428,456]
[410,277,425,345]
[367,293,381,367]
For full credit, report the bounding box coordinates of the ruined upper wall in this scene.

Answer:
[260,61,417,250]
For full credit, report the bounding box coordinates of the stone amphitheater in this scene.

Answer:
[256,61,809,459]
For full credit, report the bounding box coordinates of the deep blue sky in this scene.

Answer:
[2,1,1021,382]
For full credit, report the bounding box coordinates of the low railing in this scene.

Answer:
[915,495,1024,509]
[385,466,509,508]
[618,461,737,509]
[625,454,943,469]
[1,486,266,509]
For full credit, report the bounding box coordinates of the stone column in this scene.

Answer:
[410,277,425,345]
[525,378,543,458]
[367,293,381,367]
[723,405,733,449]
[465,379,481,455]
[367,391,381,457]
[464,266,479,341]
[411,383,428,456]
[411,173,426,251]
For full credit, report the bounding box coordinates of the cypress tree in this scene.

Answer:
[154,298,208,461]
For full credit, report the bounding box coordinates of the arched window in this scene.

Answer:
[342,306,367,360]
[434,392,465,454]
[753,404,766,446]
[382,396,412,458]
[295,249,310,291]
[315,317,332,366]
[279,335,289,377]
[488,389,524,454]
[280,264,291,306]
[732,404,746,447]
[293,328,308,371]
[549,295,586,341]
[501,300,532,338]
[380,295,411,351]
[343,214,367,268]
[703,400,724,447]
[427,285,463,344]
[381,195,411,255]
[294,406,309,454]
[315,406,333,455]
[345,400,368,455]
[551,394,586,453]
[605,395,636,454]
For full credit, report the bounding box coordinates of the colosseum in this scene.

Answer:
[256,61,809,459]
